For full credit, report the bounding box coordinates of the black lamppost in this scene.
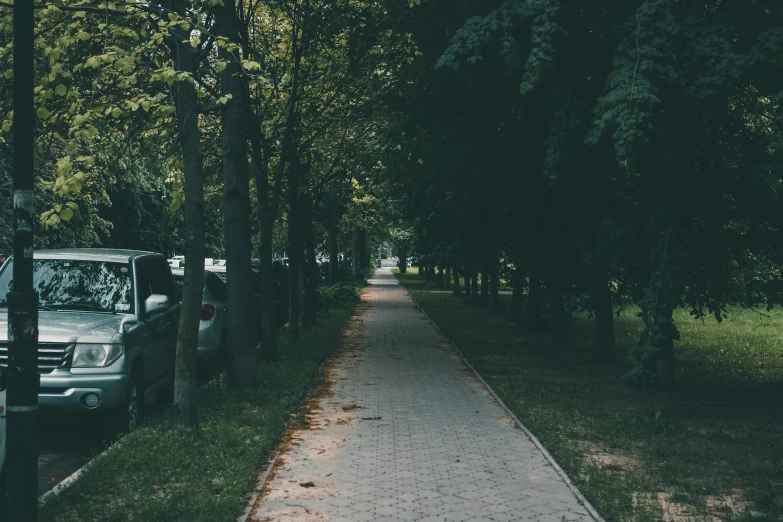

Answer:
[7,1,40,520]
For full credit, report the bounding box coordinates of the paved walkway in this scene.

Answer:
[248,269,600,522]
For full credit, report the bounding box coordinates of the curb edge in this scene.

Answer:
[38,440,123,507]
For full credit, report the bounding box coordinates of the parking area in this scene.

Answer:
[38,412,110,498]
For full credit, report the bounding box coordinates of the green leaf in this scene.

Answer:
[59,207,74,221]
[65,201,79,210]
[55,84,67,96]
[37,107,51,120]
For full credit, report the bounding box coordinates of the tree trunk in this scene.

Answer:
[398,244,407,274]
[251,130,277,361]
[167,0,204,429]
[489,239,499,314]
[452,264,462,296]
[543,256,569,346]
[509,264,525,322]
[471,265,479,302]
[247,0,303,359]
[444,265,451,290]
[357,229,367,273]
[524,256,546,332]
[463,261,471,297]
[218,0,257,389]
[628,231,679,390]
[301,191,318,329]
[480,253,489,308]
[328,183,340,285]
[436,266,445,288]
[287,155,302,339]
[590,260,615,362]
[351,237,358,279]
[573,148,616,363]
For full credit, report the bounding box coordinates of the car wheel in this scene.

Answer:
[115,368,143,432]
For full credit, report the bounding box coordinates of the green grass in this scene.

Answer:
[39,283,362,522]
[395,268,783,522]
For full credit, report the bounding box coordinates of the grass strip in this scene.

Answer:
[39,282,362,522]
[394,268,782,522]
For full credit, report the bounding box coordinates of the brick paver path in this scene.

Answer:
[248,269,600,522]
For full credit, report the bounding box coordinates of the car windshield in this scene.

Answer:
[0,258,133,313]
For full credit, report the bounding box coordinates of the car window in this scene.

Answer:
[205,273,228,301]
[0,258,133,313]
[136,261,174,306]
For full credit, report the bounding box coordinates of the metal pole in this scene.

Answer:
[8,1,39,520]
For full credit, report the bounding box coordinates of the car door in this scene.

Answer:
[0,375,6,473]
[150,263,178,386]
[135,260,177,390]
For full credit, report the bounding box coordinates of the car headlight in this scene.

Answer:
[72,344,124,368]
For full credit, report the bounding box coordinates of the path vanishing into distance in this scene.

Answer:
[245,268,602,522]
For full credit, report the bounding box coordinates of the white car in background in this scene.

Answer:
[168,255,185,268]
[170,269,227,367]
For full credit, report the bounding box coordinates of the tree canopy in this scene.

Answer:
[2,0,782,395]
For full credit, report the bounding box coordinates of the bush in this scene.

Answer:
[318,281,362,310]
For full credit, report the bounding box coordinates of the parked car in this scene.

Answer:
[0,367,6,513]
[205,264,227,277]
[0,249,180,431]
[169,255,185,268]
[171,268,227,367]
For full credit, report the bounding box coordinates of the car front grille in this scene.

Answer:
[0,342,72,374]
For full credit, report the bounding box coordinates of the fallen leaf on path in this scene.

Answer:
[299,481,316,488]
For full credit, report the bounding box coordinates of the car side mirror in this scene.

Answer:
[144,294,170,316]
[0,367,6,391]
[119,314,139,334]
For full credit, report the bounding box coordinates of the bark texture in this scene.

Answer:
[167,0,204,428]
[218,0,257,388]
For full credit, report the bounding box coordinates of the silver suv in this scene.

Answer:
[0,249,180,430]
